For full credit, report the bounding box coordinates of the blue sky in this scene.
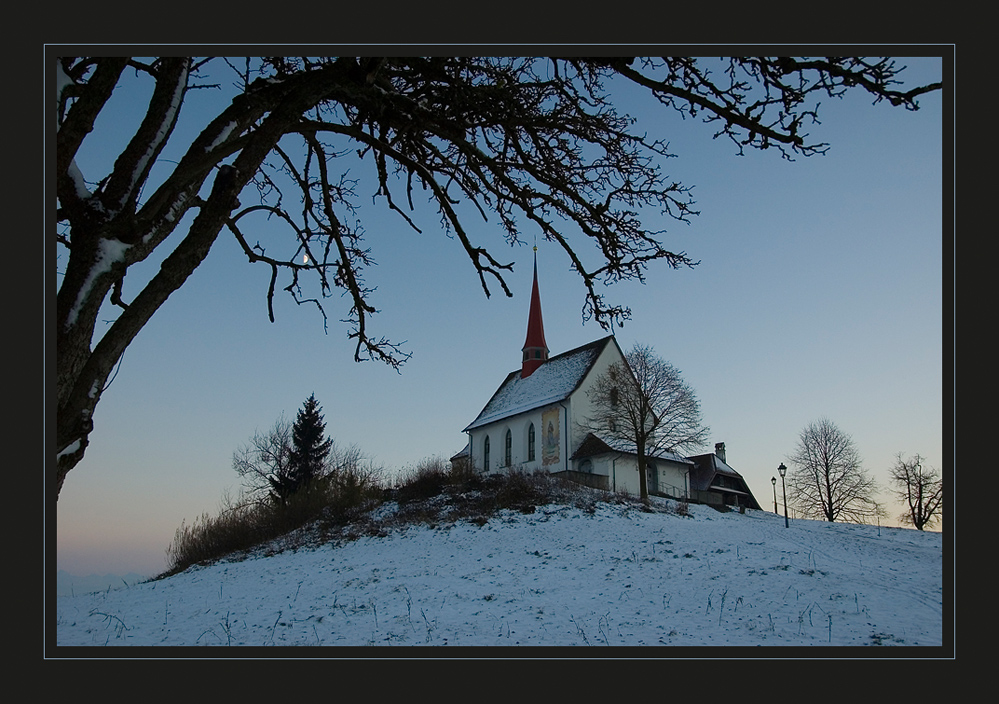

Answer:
[54,55,947,578]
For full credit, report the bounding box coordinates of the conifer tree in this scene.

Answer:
[286,393,333,494]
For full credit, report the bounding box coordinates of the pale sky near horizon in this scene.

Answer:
[53,54,948,578]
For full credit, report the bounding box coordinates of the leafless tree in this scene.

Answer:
[583,343,709,499]
[54,55,941,496]
[232,413,363,505]
[231,414,294,503]
[888,452,943,530]
[786,418,879,522]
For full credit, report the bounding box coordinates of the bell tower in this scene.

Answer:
[521,247,549,378]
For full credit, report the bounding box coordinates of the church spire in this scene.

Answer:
[521,247,549,378]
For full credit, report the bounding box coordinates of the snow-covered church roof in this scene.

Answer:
[464,336,615,432]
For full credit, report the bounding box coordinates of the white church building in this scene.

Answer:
[453,253,761,510]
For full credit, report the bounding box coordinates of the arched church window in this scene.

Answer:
[484,436,490,472]
[505,429,512,466]
[528,423,536,461]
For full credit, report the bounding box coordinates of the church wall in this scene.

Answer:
[575,453,691,498]
[566,338,627,456]
[573,454,642,495]
[467,404,567,475]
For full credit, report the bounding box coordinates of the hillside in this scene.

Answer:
[54,482,944,651]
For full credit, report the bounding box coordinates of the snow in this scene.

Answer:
[465,340,605,431]
[64,237,132,330]
[55,61,73,108]
[54,499,944,649]
[66,160,92,200]
[56,439,81,459]
[117,61,188,209]
[205,120,238,153]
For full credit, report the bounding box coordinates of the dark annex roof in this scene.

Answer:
[464,336,616,432]
[570,432,693,466]
[687,452,763,510]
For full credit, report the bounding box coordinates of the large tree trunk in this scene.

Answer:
[54,59,360,497]
[637,442,649,501]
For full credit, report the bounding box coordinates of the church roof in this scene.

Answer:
[570,432,694,465]
[464,336,615,432]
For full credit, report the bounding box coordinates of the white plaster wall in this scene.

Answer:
[567,338,627,455]
[468,407,552,474]
[582,454,690,497]
[652,461,691,499]
[467,336,633,479]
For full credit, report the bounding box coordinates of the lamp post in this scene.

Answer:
[771,476,777,514]
[778,462,789,528]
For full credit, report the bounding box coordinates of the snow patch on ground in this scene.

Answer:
[54,499,943,649]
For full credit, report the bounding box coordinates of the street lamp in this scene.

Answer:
[777,462,789,528]
[771,476,777,514]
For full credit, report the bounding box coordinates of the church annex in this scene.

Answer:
[454,252,761,510]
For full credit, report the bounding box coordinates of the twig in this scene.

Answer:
[268,610,283,645]
[569,616,590,645]
[220,611,233,645]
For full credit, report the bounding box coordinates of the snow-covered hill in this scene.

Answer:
[54,498,943,649]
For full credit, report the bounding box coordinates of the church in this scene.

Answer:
[453,251,762,510]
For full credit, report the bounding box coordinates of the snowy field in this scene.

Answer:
[53,500,944,651]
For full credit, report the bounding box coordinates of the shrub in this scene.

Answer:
[395,456,451,503]
[164,495,267,576]
[323,462,383,525]
[493,469,544,512]
[163,467,384,576]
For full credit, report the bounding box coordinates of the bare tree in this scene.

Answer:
[232,414,295,503]
[232,411,363,505]
[888,452,943,530]
[54,55,941,496]
[786,418,879,523]
[583,343,709,499]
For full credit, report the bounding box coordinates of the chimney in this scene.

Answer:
[714,442,726,463]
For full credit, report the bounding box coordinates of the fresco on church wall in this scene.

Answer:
[542,406,560,466]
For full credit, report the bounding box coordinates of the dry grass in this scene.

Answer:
[162,459,687,580]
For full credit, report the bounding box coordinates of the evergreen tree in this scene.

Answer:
[287,394,333,494]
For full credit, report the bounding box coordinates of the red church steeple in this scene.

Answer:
[521,247,549,378]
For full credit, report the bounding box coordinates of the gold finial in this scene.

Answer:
[533,245,538,252]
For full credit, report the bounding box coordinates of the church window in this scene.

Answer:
[505,429,512,466]
[484,436,490,471]
[579,459,593,474]
[528,423,536,461]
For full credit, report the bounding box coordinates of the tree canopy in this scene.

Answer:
[583,343,709,499]
[888,452,943,530]
[786,418,879,523]
[54,55,941,496]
